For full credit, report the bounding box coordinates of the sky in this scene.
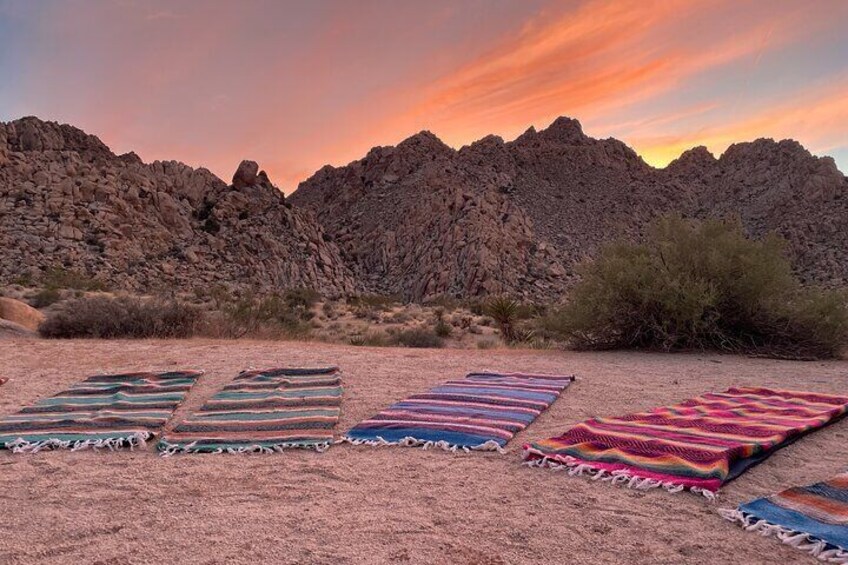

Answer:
[1,0,846,192]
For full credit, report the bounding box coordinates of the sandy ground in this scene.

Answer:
[1,339,846,564]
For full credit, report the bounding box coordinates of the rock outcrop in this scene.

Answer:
[0,297,44,331]
[292,117,848,300]
[0,117,355,296]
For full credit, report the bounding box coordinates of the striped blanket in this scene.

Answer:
[721,472,848,563]
[158,367,343,454]
[343,372,575,452]
[524,387,848,498]
[0,371,202,453]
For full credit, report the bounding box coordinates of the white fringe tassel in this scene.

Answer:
[158,440,332,457]
[5,432,151,453]
[338,436,506,454]
[719,508,848,563]
[523,454,716,500]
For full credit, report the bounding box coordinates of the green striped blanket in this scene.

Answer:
[0,371,203,452]
[158,366,343,454]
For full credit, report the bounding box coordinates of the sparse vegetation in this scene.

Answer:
[211,293,312,339]
[543,216,848,359]
[395,327,444,348]
[30,287,62,308]
[348,330,392,347]
[39,295,203,339]
[433,308,453,338]
[42,266,107,292]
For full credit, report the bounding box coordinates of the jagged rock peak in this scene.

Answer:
[4,116,112,155]
[667,146,717,173]
[232,159,259,188]
[537,116,588,144]
[720,138,809,163]
[396,130,454,156]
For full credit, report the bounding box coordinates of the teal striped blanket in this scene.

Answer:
[0,371,203,452]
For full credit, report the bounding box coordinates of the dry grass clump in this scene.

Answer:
[206,292,314,339]
[543,215,848,359]
[39,295,202,339]
[395,327,444,348]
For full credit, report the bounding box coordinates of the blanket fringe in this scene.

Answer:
[523,454,716,500]
[338,436,506,454]
[719,508,848,563]
[158,440,332,457]
[5,432,151,453]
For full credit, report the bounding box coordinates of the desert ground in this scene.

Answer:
[1,339,846,564]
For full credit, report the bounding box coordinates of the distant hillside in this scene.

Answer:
[2,115,845,301]
[291,117,848,300]
[0,117,355,296]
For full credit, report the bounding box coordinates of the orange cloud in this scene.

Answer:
[308,0,835,180]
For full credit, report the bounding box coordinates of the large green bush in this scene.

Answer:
[544,216,848,359]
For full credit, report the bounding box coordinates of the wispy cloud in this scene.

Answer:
[5,0,847,189]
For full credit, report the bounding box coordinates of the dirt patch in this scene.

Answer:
[1,339,846,564]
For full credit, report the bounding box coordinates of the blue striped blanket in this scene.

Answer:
[343,372,575,452]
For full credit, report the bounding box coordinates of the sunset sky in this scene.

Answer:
[1,0,846,192]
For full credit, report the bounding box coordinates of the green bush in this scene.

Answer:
[39,295,203,339]
[544,215,848,359]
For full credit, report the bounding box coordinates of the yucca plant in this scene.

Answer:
[484,295,520,343]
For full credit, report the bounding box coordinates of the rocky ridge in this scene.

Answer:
[2,115,846,302]
[0,117,355,296]
[291,117,848,300]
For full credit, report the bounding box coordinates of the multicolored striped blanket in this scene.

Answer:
[524,387,848,498]
[720,472,848,563]
[0,371,203,452]
[343,372,575,452]
[158,367,343,454]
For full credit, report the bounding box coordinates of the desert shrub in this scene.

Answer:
[213,293,311,338]
[349,331,392,347]
[424,295,458,311]
[39,295,203,339]
[395,327,444,348]
[284,287,321,310]
[387,311,411,324]
[349,294,395,320]
[42,266,107,291]
[433,308,453,338]
[546,215,848,359]
[12,273,34,286]
[30,288,62,308]
[348,294,400,311]
[322,301,338,320]
[476,338,498,349]
[463,299,485,316]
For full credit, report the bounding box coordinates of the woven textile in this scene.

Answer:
[344,372,575,452]
[159,367,342,454]
[721,472,848,563]
[0,371,202,452]
[524,387,848,498]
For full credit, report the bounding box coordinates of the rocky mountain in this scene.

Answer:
[0,117,355,296]
[2,115,845,302]
[291,117,848,300]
